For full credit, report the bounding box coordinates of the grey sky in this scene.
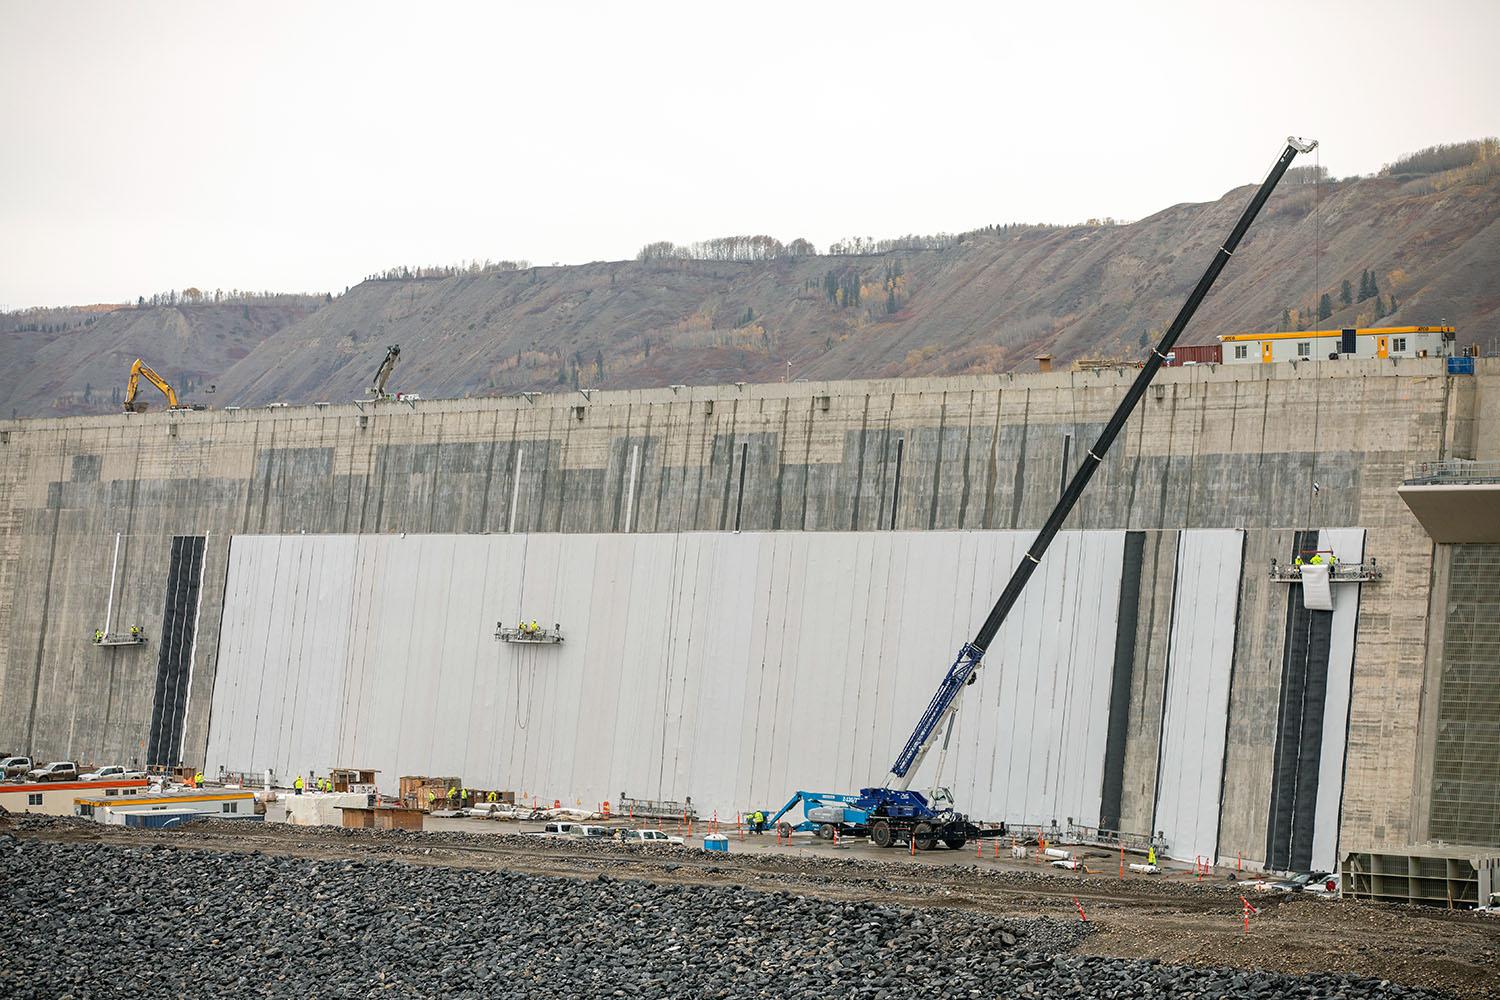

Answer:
[2,0,1496,308]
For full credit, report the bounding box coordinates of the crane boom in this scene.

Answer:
[887,137,1316,789]
[370,344,401,397]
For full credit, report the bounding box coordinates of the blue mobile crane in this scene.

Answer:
[768,137,1318,851]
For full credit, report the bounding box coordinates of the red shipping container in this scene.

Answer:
[1171,343,1222,365]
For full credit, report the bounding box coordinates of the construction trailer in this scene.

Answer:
[1218,325,1455,364]
[74,789,259,825]
[0,779,149,816]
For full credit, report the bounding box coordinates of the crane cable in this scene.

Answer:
[1314,144,1321,329]
[512,533,534,731]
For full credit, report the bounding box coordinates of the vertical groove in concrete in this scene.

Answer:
[926,395,948,530]
[849,395,869,530]
[1007,391,1029,529]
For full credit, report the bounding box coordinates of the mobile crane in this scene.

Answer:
[768,137,1318,850]
[367,344,401,399]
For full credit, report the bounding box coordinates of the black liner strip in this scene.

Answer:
[1266,530,1333,871]
[146,535,206,766]
[1099,531,1146,832]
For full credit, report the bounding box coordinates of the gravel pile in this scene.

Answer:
[0,834,1452,999]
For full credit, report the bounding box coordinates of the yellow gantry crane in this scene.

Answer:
[123,359,190,412]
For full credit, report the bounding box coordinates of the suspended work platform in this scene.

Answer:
[494,622,564,644]
[92,630,148,648]
[1269,554,1380,611]
[1268,556,1382,583]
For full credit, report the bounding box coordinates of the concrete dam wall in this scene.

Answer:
[3,358,1497,864]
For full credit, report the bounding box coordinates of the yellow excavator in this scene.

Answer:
[123,359,199,412]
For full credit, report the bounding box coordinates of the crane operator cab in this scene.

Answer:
[368,344,400,400]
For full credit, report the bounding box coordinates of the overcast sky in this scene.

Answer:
[2,0,1497,308]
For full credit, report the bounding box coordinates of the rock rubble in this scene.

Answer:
[0,835,1452,999]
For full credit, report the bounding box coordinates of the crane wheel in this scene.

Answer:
[942,834,967,851]
[776,821,793,839]
[912,822,935,852]
[870,819,893,848]
[816,824,835,840]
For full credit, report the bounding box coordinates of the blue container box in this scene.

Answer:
[703,834,729,853]
[1448,356,1475,375]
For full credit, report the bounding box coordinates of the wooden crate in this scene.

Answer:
[375,807,423,831]
[339,807,375,829]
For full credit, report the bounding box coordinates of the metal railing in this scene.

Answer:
[618,794,697,821]
[1405,460,1500,486]
[999,820,1167,855]
[1269,559,1383,583]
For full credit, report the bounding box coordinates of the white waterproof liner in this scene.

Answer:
[1300,563,1333,611]
[1153,530,1244,863]
[1310,528,1364,874]
[203,530,1131,825]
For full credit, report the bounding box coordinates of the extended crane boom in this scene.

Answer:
[885,137,1316,793]
[369,344,401,398]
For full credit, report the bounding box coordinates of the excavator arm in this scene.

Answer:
[123,359,180,411]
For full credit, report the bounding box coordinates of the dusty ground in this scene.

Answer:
[13,816,1499,998]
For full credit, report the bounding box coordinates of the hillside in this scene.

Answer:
[0,297,327,417]
[7,143,1497,416]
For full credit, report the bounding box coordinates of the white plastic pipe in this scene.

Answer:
[508,448,525,533]
[623,444,640,532]
[103,531,121,635]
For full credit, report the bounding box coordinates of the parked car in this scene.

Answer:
[570,825,614,839]
[1301,873,1341,897]
[617,829,684,845]
[0,756,32,779]
[79,765,146,781]
[26,761,79,782]
[541,821,581,836]
[1266,871,1337,895]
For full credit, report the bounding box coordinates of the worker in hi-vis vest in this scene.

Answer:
[294,775,304,795]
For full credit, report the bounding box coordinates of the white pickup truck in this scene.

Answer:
[618,829,684,845]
